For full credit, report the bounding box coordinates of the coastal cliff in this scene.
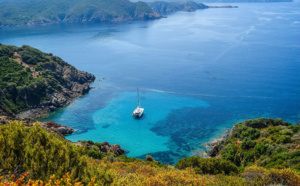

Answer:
[0,44,95,119]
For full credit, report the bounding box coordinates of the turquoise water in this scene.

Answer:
[1,3,300,164]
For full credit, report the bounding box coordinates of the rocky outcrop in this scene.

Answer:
[76,141,125,157]
[15,63,95,119]
[0,44,95,119]
[105,143,125,156]
[40,121,75,135]
[206,124,238,157]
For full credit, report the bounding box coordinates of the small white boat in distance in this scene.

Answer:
[132,87,144,118]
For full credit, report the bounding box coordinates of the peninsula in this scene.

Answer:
[0,44,95,119]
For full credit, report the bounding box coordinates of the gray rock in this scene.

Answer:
[40,121,75,135]
[15,63,95,120]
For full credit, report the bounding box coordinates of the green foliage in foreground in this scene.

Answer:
[0,120,299,185]
[0,121,168,184]
[0,121,91,183]
[175,156,239,175]
[218,118,300,171]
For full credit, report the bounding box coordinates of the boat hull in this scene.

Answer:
[132,107,144,118]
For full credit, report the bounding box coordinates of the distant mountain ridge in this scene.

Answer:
[0,0,162,26]
[0,0,243,26]
[148,1,209,15]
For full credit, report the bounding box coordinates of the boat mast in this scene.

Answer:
[137,87,140,107]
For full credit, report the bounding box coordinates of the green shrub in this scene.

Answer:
[276,135,291,144]
[115,155,143,163]
[175,156,238,175]
[241,137,256,150]
[146,155,154,161]
[244,118,268,129]
[94,142,104,148]
[254,140,270,158]
[221,144,240,166]
[268,127,282,134]
[87,150,105,159]
[242,151,255,167]
[232,124,260,140]
[282,131,293,136]
[18,45,49,65]
[0,122,88,182]
[290,124,300,133]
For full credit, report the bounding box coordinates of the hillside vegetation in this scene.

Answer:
[207,118,300,171]
[0,44,95,118]
[0,0,162,26]
[0,120,299,185]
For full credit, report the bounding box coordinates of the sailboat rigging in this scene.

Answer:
[132,87,144,118]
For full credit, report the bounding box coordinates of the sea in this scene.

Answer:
[1,2,299,165]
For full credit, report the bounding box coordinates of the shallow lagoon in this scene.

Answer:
[1,3,300,164]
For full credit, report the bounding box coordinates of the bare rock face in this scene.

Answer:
[108,144,125,156]
[101,142,125,156]
[15,62,95,120]
[40,121,76,135]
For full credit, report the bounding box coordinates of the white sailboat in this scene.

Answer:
[132,87,144,118]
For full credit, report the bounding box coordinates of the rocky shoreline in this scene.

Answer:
[205,125,237,157]
[15,69,95,120]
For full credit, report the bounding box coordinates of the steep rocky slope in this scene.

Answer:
[0,44,95,119]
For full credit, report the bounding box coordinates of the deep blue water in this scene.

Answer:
[1,3,300,165]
